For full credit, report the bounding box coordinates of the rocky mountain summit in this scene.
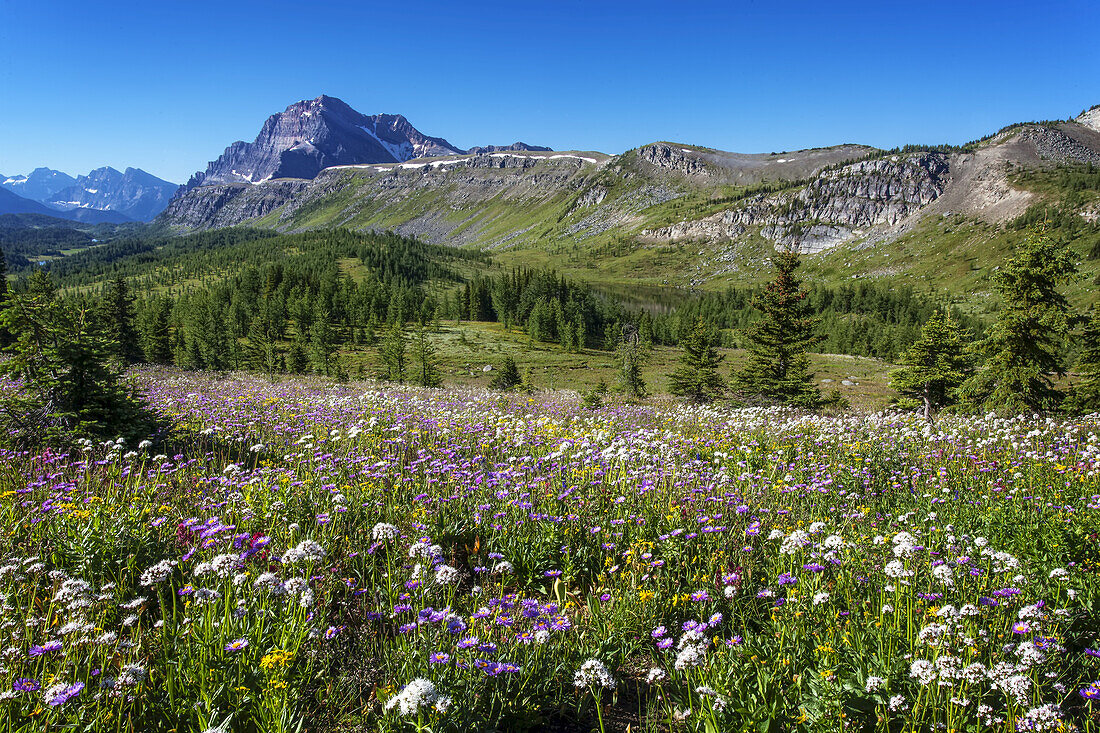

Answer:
[180,96,464,192]
[48,167,177,221]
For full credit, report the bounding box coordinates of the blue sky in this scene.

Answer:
[1,0,1098,184]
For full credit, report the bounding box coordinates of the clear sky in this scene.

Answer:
[2,0,1098,184]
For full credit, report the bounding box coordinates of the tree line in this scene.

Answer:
[1,224,1096,446]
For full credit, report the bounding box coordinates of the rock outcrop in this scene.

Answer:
[466,142,552,155]
[642,152,950,253]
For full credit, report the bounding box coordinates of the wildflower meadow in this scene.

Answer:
[1,369,1099,732]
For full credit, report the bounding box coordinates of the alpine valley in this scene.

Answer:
[154,95,1100,303]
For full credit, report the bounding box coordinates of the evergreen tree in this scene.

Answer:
[286,339,309,375]
[101,276,143,365]
[489,355,522,390]
[668,318,725,402]
[244,317,280,378]
[310,304,339,376]
[378,322,407,382]
[890,310,972,421]
[734,249,822,407]
[142,298,174,364]
[0,287,153,444]
[412,327,443,387]
[1067,306,1100,413]
[0,248,10,347]
[958,231,1078,413]
[617,323,648,398]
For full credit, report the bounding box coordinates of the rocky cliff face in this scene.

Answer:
[1078,106,1100,134]
[48,167,177,221]
[642,152,950,253]
[181,96,462,192]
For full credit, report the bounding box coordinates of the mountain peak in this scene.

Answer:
[182,96,462,192]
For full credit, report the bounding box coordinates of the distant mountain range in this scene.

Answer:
[1,166,176,222]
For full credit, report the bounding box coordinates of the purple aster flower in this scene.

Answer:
[13,678,40,693]
[46,681,84,706]
[651,625,667,638]
[457,636,478,649]
[1080,685,1100,700]
[656,637,674,649]
[777,573,797,586]
[29,640,62,656]
[429,652,451,664]
[225,638,249,652]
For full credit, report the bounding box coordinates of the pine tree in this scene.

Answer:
[378,322,407,382]
[489,355,522,390]
[244,317,280,378]
[734,249,822,407]
[142,298,173,364]
[286,339,309,374]
[1067,306,1100,413]
[958,230,1078,413]
[668,318,725,402]
[0,288,153,443]
[0,248,10,347]
[412,327,443,387]
[890,310,972,421]
[310,304,339,376]
[101,276,143,365]
[617,323,648,399]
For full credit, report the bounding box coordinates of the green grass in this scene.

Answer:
[340,321,897,409]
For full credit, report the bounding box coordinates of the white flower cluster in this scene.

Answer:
[371,523,399,541]
[384,678,451,716]
[779,530,810,555]
[573,658,616,689]
[139,560,175,586]
[282,540,326,564]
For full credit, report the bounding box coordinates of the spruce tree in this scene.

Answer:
[890,310,972,421]
[0,248,10,347]
[668,318,725,402]
[617,323,648,399]
[735,248,822,407]
[310,305,338,376]
[378,322,407,382]
[102,276,143,365]
[489,355,522,390]
[142,298,173,364]
[245,317,279,378]
[412,327,443,387]
[286,339,309,374]
[0,288,152,443]
[958,231,1078,413]
[1067,306,1100,413]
